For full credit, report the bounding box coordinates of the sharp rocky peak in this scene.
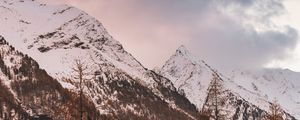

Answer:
[169,45,211,69]
[175,45,192,58]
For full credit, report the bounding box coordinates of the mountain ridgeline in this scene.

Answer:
[0,35,207,119]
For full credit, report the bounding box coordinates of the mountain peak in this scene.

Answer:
[174,45,201,64]
[160,45,214,110]
[162,45,300,119]
[176,45,190,56]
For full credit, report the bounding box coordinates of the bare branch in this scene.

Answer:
[71,58,90,120]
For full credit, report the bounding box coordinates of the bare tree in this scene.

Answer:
[265,100,284,120]
[202,72,227,120]
[72,59,89,120]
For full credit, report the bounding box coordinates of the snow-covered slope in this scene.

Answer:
[160,45,298,119]
[226,68,300,119]
[0,0,146,83]
[0,35,201,120]
[0,36,99,119]
[0,0,151,99]
[160,45,213,110]
[0,0,202,119]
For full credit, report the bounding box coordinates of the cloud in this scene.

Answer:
[187,14,298,70]
[38,0,298,71]
[185,0,298,71]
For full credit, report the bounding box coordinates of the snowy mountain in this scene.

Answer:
[160,45,298,119]
[0,0,145,82]
[160,46,213,110]
[0,0,203,119]
[226,68,300,119]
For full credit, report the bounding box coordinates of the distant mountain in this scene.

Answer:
[227,68,300,119]
[0,0,203,119]
[159,45,298,119]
